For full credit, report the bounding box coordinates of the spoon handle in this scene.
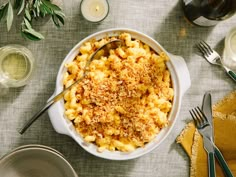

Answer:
[19,76,84,134]
[19,39,123,134]
[18,99,55,134]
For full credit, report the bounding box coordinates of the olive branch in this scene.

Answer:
[0,0,65,41]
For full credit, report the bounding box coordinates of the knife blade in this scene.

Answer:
[202,92,214,141]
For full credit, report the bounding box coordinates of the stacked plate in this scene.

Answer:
[0,145,78,177]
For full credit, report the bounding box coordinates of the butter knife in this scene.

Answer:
[202,92,216,177]
[202,92,214,141]
[202,92,234,177]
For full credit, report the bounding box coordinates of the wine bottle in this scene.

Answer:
[182,0,236,26]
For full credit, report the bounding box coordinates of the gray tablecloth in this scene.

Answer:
[0,0,235,176]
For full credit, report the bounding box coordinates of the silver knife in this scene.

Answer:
[202,92,234,177]
[202,92,216,177]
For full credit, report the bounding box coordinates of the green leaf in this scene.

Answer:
[52,14,59,27]
[36,5,40,16]
[0,6,5,22]
[54,10,65,17]
[17,0,25,15]
[23,28,45,40]
[42,0,61,11]
[0,4,5,10]
[53,11,65,26]
[32,9,37,17]
[25,8,31,21]
[40,3,52,14]
[39,5,47,16]
[21,30,42,41]
[0,4,9,22]
[14,0,21,9]
[23,17,32,29]
[56,14,64,25]
[7,2,13,31]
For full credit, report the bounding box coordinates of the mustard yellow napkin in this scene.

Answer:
[177,91,236,177]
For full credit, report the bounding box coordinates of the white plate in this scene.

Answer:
[0,146,78,177]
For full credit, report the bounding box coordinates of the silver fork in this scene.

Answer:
[190,107,216,177]
[190,107,234,177]
[197,41,236,83]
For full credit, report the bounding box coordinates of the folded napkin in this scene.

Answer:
[177,91,236,177]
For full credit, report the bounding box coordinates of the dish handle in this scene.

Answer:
[47,93,71,136]
[169,54,191,97]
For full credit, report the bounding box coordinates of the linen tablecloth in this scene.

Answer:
[0,0,235,176]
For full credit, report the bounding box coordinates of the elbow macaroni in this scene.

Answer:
[63,33,174,152]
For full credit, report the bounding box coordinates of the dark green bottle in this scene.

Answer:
[182,0,236,26]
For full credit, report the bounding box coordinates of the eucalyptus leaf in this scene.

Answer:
[25,8,31,21]
[56,14,64,25]
[53,10,65,27]
[39,5,47,16]
[1,4,9,22]
[23,28,45,40]
[17,0,25,15]
[14,0,21,9]
[23,17,32,29]
[0,4,5,10]
[54,10,65,17]
[32,9,37,17]
[21,30,42,41]
[0,0,65,41]
[33,0,37,7]
[0,7,4,22]
[41,3,52,14]
[7,2,13,31]
[52,14,59,27]
[42,0,61,11]
[36,5,40,17]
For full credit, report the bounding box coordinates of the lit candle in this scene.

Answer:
[80,0,109,22]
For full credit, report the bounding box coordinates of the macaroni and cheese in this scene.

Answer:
[63,33,174,152]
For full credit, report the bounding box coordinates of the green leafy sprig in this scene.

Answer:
[0,0,65,41]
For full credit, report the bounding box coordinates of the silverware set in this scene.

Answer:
[190,92,234,177]
[197,41,236,83]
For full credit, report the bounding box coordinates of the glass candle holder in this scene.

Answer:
[80,0,109,23]
[0,45,35,88]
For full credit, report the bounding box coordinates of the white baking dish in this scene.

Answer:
[48,28,191,160]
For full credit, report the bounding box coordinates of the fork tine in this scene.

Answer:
[196,106,209,124]
[192,108,203,126]
[202,40,213,53]
[197,42,209,56]
[189,110,198,127]
[190,109,202,128]
[194,106,209,128]
[199,41,211,56]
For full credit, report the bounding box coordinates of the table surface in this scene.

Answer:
[0,0,235,177]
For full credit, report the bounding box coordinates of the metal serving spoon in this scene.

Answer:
[19,39,122,134]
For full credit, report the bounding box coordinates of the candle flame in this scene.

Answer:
[95,5,100,11]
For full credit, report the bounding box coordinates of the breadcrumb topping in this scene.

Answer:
[63,33,174,152]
